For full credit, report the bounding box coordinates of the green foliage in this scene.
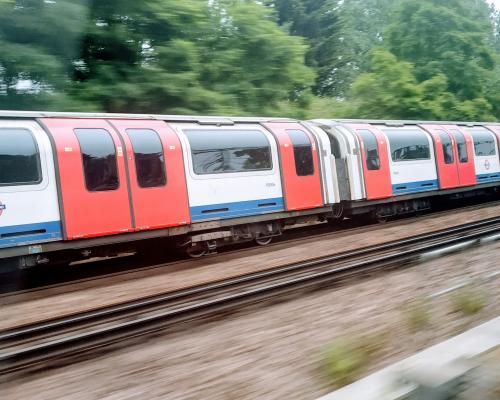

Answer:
[265,0,342,96]
[334,0,396,97]
[493,8,500,51]
[305,96,356,119]
[76,0,314,115]
[0,0,499,119]
[451,286,487,316]
[0,0,314,115]
[200,1,315,115]
[323,332,386,387]
[386,0,494,101]
[349,50,423,119]
[348,0,499,121]
[0,0,88,109]
[404,298,431,332]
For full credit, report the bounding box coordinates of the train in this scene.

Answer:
[0,110,499,268]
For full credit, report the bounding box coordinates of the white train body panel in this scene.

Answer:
[466,127,500,184]
[0,120,62,248]
[172,123,284,222]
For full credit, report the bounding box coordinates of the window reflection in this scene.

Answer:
[185,129,272,174]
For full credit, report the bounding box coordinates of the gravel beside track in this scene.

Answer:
[2,203,500,332]
[2,241,499,399]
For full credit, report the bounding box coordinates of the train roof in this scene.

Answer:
[311,118,500,127]
[0,110,296,125]
[0,110,498,127]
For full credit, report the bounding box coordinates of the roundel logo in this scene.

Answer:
[484,159,491,170]
[0,201,5,217]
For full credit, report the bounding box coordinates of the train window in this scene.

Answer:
[127,129,166,188]
[436,130,454,164]
[184,129,272,174]
[381,128,431,162]
[75,128,119,191]
[469,129,496,156]
[357,129,380,170]
[0,128,41,186]
[287,130,314,176]
[450,129,468,163]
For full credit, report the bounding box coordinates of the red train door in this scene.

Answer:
[442,125,476,187]
[420,124,459,189]
[347,124,392,200]
[109,120,190,230]
[41,118,133,239]
[263,122,323,211]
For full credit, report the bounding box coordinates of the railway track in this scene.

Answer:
[3,198,500,299]
[1,217,500,375]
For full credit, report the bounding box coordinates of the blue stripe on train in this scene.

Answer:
[0,221,62,248]
[392,179,439,196]
[476,173,500,184]
[190,197,285,222]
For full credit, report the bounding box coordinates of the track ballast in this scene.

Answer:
[1,217,500,375]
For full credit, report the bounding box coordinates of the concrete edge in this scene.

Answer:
[318,316,500,400]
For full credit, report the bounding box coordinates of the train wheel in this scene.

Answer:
[255,235,273,246]
[376,215,388,224]
[186,243,207,258]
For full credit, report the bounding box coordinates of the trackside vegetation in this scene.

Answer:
[0,0,499,121]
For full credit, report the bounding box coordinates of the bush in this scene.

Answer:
[451,286,487,316]
[323,332,386,387]
[405,298,431,332]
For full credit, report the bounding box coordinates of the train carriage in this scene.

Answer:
[0,111,499,268]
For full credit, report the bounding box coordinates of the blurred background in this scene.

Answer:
[0,0,499,121]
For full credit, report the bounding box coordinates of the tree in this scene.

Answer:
[495,7,500,48]
[348,0,499,121]
[334,0,395,97]
[70,0,314,115]
[349,49,496,121]
[200,0,315,115]
[0,0,88,109]
[386,0,495,101]
[265,0,343,96]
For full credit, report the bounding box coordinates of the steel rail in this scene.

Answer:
[3,199,500,299]
[1,217,500,375]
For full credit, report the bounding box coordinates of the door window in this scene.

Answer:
[287,130,314,176]
[127,129,166,188]
[357,129,380,170]
[436,130,454,164]
[450,130,468,163]
[75,128,119,191]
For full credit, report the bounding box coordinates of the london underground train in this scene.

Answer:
[0,111,499,267]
